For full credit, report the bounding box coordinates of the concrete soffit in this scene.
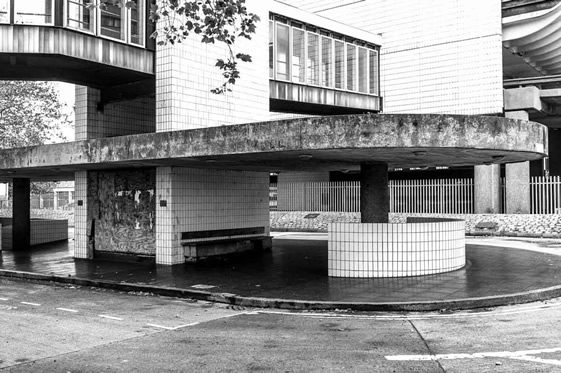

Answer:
[503,2,561,75]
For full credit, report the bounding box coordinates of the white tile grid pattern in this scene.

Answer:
[155,0,269,132]
[29,220,68,246]
[73,171,90,259]
[328,221,466,278]
[156,167,181,265]
[282,0,504,115]
[75,86,155,140]
[155,167,270,265]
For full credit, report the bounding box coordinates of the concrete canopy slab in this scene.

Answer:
[0,114,548,181]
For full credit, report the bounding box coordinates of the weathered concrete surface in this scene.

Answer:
[0,114,548,180]
[506,162,531,214]
[360,162,389,223]
[474,164,502,214]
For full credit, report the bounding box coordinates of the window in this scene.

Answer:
[292,28,305,83]
[321,37,332,87]
[334,40,345,89]
[346,44,356,91]
[100,0,126,40]
[269,21,274,78]
[0,0,8,23]
[14,0,54,24]
[129,0,144,45]
[268,17,379,96]
[369,50,379,95]
[358,47,368,93]
[67,0,94,32]
[307,32,319,85]
[275,23,290,80]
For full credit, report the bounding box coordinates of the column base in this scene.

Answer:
[184,236,272,263]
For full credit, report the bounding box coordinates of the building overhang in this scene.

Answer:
[0,25,154,87]
[503,2,561,77]
[0,114,547,182]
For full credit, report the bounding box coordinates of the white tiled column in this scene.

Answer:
[156,167,184,265]
[155,167,270,265]
[73,171,92,259]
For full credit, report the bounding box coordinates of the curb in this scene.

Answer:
[2,269,561,312]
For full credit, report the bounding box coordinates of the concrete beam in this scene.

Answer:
[504,86,542,112]
[0,114,549,180]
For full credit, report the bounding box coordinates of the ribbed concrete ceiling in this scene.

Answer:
[503,2,561,76]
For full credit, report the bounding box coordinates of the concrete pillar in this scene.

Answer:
[74,171,93,259]
[506,162,531,214]
[12,178,30,251]
[505,110,531,214]
[474,164,501,214]
[155,167,184,265]
[360,162,389,223]
[156,167,271,265]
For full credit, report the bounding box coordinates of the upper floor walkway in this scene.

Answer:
[0,0,154,88]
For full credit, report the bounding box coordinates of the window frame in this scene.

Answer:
[65,0,96,35]
[13,0,55,25]
[0,0,10,24]
[269,17,380,97]
[274,21,291,82]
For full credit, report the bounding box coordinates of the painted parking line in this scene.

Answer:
[386,347,561,366]
[98,314,124,321]
[0,297,8,301]
[20,302,41,306]
[56,307,79,313]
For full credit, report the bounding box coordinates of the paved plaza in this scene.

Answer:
[2,233,561,310]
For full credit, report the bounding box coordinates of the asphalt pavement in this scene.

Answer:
[3,278,561,372]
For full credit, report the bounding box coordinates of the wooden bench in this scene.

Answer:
[181,227,271,262]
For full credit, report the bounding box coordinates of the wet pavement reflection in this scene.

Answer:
[1,238,561,303]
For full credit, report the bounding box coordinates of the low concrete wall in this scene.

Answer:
[1,219,68,251]
[0,209,74,227]
[271,211,561,238]
[328,220,465,278]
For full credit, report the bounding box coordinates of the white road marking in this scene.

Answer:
[0,297,9,301]
[191,284,216,290]
[149,311,258,331]
[386,347,561,366]
[56,307,79,313]
[170,321,200,330]
[146,323,176,330]
[98,314,124,321]
[20,302,41,306]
